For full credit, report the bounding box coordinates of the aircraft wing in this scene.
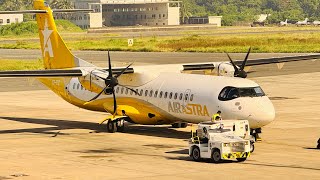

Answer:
[0,69,84,77]
[235,54,320,66]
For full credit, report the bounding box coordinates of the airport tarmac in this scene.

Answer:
[0,53,320,179]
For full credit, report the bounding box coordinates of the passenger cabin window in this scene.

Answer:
[145,90,148,96]
[116,87,119,93]
[121,87,124,94]
[164,92,168,98]
[150,90,153,97]
[159,91,163,98]
[218,86,266,101]
[125,88,128,94]
[190,94,194,101]
[154,91,158,98]
[169,92,173,99]
[73,83,76,89]
[140,89,143,96]
[185,94,189,101]
[179,93,183,100]
[174,93,178,100]
[77,84,80,89]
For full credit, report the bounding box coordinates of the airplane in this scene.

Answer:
[296,18,309,26]
[280,19,288,26]
[0,0,319,140]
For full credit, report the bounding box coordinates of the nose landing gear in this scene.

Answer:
[251,128,262,142]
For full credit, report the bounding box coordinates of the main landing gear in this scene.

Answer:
[171,122,188,128]
[105,119,125,133]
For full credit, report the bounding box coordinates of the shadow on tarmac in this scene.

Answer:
[0,116,190,139]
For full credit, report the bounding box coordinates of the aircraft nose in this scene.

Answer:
[247,97,275,128]
[256,98,275,126]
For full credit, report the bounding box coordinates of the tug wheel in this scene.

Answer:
[107,120,117,133]
[191,146,201,161]
[250,143,255,153]
[211,149,221,163]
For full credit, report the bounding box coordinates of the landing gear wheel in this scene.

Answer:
[116,119,125,132]
[211,149,221,163]
[180,122,188,128]
[250,143,255,153]
[107,120,117,133]
[191,146,201,161]
[171,122,188,128]
[237,158,247,162]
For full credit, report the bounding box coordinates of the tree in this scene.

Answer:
[50,0,74,9]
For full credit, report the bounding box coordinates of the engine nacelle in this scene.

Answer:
[216,62,236,77]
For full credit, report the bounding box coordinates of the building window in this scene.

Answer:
[15,18,19,23]
[163,14,165,17]
[163,23,165,25]
[159,14,161,18]
[0,19,3,24]
[7,19,10,23]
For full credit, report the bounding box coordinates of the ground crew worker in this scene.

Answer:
[211,111,222,122]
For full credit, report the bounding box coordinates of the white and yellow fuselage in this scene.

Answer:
[5,0,275,130]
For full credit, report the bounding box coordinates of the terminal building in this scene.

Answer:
[67,0,180,28]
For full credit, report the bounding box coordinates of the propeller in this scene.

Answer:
[85,51,140,115]
[226,47,251,78]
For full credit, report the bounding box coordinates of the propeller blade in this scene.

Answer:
[119,84,140,95]
[107,50,113,78]
[112,88,117,115]
[240,47,251,70]
[89,70,92,89]
[114,62,134,78]
[85,87,106,104]
[226,53,239,72]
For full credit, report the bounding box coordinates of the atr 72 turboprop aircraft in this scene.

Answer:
[0,0,319,138]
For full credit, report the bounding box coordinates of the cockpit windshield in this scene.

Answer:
[218,86,265,101]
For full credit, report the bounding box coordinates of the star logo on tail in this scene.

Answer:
[41,19,54,58]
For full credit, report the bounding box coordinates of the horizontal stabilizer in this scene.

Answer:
[0,69,83,77]
[0,9,93,14]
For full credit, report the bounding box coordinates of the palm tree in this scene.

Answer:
[180,0,192,24]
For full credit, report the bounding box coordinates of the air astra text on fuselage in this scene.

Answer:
[168,101,209,117]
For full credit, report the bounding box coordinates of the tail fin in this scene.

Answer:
[34,0,92,69]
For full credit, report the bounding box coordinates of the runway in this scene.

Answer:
[0,51,319,179]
